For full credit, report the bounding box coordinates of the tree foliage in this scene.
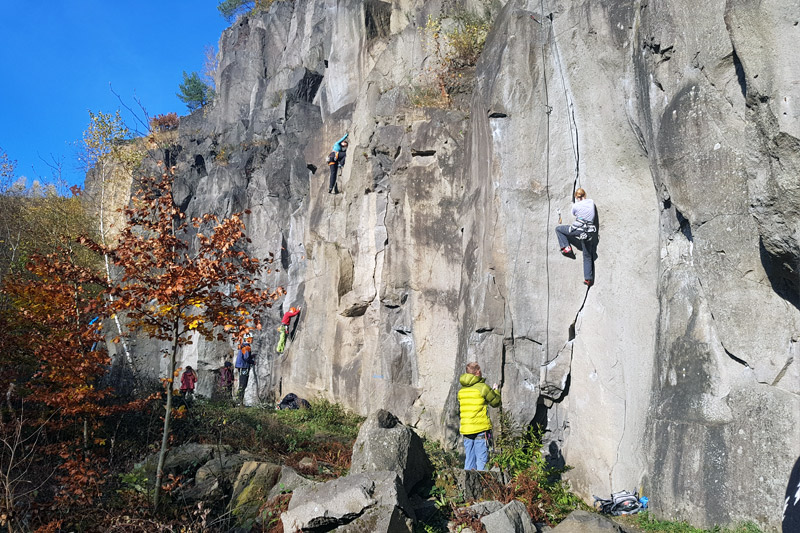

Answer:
[217,0,276,21]
[149,113,179,133]
[80,164,279,509]
[176,71,214,111]
[0,148,97,285]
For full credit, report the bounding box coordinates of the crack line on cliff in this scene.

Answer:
[548,10,581,191]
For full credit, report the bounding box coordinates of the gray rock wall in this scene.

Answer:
[108,0,799,528]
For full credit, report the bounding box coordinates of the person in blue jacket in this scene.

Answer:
[234,335,254,402]
[327,133,348,194]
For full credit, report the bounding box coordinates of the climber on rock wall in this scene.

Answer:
[555,187,598,286]
[458,362,501,471]
[327,133,348,194]
[276,306,301,353]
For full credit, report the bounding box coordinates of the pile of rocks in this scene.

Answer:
[137,410,624,532]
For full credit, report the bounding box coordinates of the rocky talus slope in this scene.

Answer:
[96,0,799,528]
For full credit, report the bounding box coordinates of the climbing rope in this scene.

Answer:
[541,1,583,370]
[542,0,553,367]
[548,13,581,191]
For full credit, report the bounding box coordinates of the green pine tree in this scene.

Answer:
[177,71,214,111]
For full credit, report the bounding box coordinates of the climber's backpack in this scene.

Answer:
[593,490,644,516]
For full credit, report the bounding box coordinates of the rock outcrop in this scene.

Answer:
[350,409,432,493]
[97,0,800,529]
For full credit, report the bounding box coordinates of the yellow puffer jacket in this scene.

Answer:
[457,373,501,435]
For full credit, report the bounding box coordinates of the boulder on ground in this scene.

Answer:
[230,461,315,528]
[335,504,414,533]
[549,510,623,532]
[281,471,414,532]
[196,450,255,484]
[135,443,224,485]
[230,461,282,524]
[455,468,503,502]
[266,465,315,500]
[350,409,433,493]
[480,500,536,533]
[466,500,504,516]
[180,450,256,504]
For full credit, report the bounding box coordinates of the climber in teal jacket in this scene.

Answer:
[457,362,501,470]
[332,132,348,152]
[327,133,348,194]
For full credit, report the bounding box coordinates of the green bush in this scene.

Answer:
[413,11,493,109]
[445,13,492,67]
[486,416,583,524]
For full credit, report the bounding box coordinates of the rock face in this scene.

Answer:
[103,0,800,528]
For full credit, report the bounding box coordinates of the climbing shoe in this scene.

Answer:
[584,279,593,287]
[561,246,572,256]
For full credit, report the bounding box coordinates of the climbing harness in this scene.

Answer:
[570,218,597,241]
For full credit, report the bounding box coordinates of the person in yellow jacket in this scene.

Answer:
[457,362,501,470]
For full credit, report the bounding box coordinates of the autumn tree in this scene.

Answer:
[86,165,278,509]
[0,243,113,524]
[149,113,179,133]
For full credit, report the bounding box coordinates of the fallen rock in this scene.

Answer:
[335,504,414,533]
[549,510,622,532]
[467,500,504,516]
[196,450,255,484]
[180,477,223,504]
[350,409,433,493]
[281,471,414,532]
[480,500,536,533]
[266,465,315,501]
[455,468,503,502]
[230,461,282,525]
[135,443,223,485]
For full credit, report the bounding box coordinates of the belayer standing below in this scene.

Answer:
[327,133,348,194]
[276,306,301,353]
[219,361,234,399]
[458,362,501,471]
[180,366,197,403]
[235,336,254,403]
[555,187,598,286]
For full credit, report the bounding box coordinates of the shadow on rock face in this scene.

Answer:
[760,238,800,311]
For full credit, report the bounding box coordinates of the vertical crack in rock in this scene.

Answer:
[730,48,747,100]
[675,207,693,242]
[280,233,291,271]
[567,290,591,342]
[722,346,749,368]
[770,356,793,387]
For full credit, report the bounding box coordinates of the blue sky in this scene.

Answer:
[0,1,230,189]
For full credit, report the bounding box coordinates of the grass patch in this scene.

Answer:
[408,85,451,108]
[173,397,363,476]
[619,513,763,533]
